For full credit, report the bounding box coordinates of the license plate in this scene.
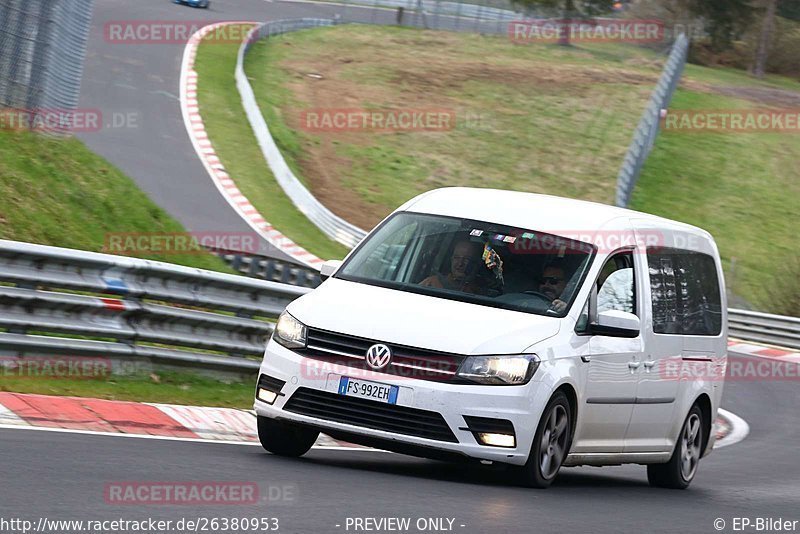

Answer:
[338,376,398,404]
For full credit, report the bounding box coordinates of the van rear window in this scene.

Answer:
[646,247,723,336]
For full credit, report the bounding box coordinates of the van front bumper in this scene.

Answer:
[254,340,552,466]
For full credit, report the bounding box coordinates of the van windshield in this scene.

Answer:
[336,212,595,317]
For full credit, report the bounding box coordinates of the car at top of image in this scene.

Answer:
[173,0,210,8]
[254,187,727,489]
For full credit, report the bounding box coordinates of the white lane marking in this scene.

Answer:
[715,408,750,449]
[0,399,750,452]
[0,423,389,451]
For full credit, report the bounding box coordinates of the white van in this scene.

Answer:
[254,188,727,489]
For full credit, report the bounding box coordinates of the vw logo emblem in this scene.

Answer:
[365,344,392,371]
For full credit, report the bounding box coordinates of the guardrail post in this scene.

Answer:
[247,257,262,278]
[230,253,243,273]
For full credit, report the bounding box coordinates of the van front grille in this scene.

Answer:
[283,387,459,443]
[295,328,467,383]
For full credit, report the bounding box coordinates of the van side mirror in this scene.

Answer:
[589,310,640,338]
[319,260,343,282]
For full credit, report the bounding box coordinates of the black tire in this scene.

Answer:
[647,404,704,489]
[517,391,572,488]
[257,416,319,457]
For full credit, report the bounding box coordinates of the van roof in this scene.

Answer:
[403,187,712,240]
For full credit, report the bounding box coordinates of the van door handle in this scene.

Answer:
[628,361,641,370]
[581,355,591,363]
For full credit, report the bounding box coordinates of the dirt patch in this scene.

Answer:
[710,85,800,108]
[390,62,656,96]
[681,78,800,107]
[283,63,412,230]
[679,78,715,94]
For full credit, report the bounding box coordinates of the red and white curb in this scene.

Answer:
[715,408,749,449]
[727,339,800,362]
[0,391,744,451]
[179,22,324,270]
[0,392,365,450]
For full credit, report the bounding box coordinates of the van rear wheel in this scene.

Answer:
[647,405,704,489]
[517,391,571,489]
[257,416,319,457]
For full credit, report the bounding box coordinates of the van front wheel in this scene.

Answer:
[257,416,319,457]
[517,391,571,488]
[647,405,704,489]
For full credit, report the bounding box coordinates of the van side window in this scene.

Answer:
[576,251,635,334]
[597,252,636,315]
[647,247,722,336]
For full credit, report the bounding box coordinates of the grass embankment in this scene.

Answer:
[243,25,662,230]
[630,65,800,310]
[0,371,255,408]
[0,127,230,271]
[193,25,349,261]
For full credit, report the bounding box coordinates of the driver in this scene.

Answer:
[420,239,483,294]
[539,263,568,313]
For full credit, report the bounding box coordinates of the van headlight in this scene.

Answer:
[273,311,307,349]
[456,354,540,385]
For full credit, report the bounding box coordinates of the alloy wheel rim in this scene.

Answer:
[539,404,568,479]
[680,413,702,481]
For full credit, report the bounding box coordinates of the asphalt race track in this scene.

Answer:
[76,0,402,260]
[1,351,798,533]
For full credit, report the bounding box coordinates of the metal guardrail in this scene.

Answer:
[236,19,369,250]
[614,33,688,208]
[211,249,321,288]
[728,309,800,351]
[1,241,796,378]
[0,0,94,136]
[0,240,310,373]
